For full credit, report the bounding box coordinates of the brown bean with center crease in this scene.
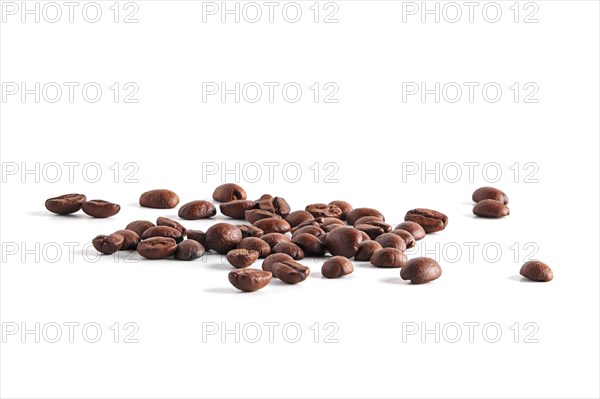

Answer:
[520,260,553,282]
[253,218,291,234]
[125,220,155,237]
[258,194,291,217]
[272,260,310,284]
[245,209,281,224]
[404,208,448,233]
[370,248,408,268]
[395,222,426,240]
[292,233,325,256]
[178,200,217,220]
[141,226,183,243]
[186,230,206,247]
[354,240,383,261]
[45,193,86,215]
[272,242,304,260]
[322,256,354,278]
[375,233,407,251]
[174,240,205,260]
[113,230,140,250]
[213,183,247,202]
[219,200,257,219]
[291,219,321,231]
[285,210,315,228]
[261,253,294,273]
[354,224,386,240]
[227,249,259,268]
[400,257,442,284]
[324,227,363,258]
[137,237,177,259]
[328,200,353,221]
[139,189,179,209]
[236,237,271,258]
[157,217,186,235]
[473,199,510,218]
[236,225,264,238]
[228,269,272,292]
[82,200,120,218]
[472,186,509,205]
[390,229,416,249]
[305,203,343,219]
[92,234,124,254]
[346,208,384,225]
[292,225,325,238]
[260,233,291,249]
[205,223,242,254]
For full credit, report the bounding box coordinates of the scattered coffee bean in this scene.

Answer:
[472,187,509,205]
[375,233,407,251]
[325,227,363,258]
[186,229,206,247]
[292,225,325,238]
[237,237,271,258]
[213,183,247,202]
[125,220,155,237]
[141,226,183,243]
[219,200,257,219]
[156,216,186,235]
[320,217,346,229]
[178,200,217,220]
[292,233,325,256]
[395,221,426,241]
[354,240,383,261]
[370,248,407,268]
[322,256,354,278]
[226,249,260,268]
[520,260,553,282]
[253,218,291,234]
[272,260,310,284]
[346,208,384,225]
[45,193,86,215]
[390,229,416,249]
[404,208,448,233]
[305,203,343,219]
[244,209,281,224]
[92,234,124,254]
[139,189,180,209]
[400,257,442,284]
[174,240,205,261]
[354,224,384,240]
[473,199,510,218]
[260,233,291,249]
[113,229,140,250]
[82,200,120,218]
[137,236,178,259]
[285,210,315,228]
[236,225,264,238]
[205,223,242,254]
[258,194,291,217]
[228,269,272,292]
[262,253,294,273]
[329,200,353,221]
[272,242,304,260]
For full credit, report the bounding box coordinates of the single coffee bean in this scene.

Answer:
[520,260,553,282]
[322,256,354,278]
[237,237,271,258]
[174,240,205,261]
[404,208,448,233]
[400,257,442,284]
[354,216,392,232]
[178,200,217,220]
[272,260,310,284]
[285,210,315,228]
[219,200,257,219]
[325,227,363,258]
[258,194,291,217]
[236,224,264,238]
[213,183,247,202]
[227,249,260,268]
[156,216,186,235]
[205,223,242,254]
[228,269,272,292]
[92,234,124,255]
[329,200,353,221]
[472,186,509,205]
[390,229,416,249]
[272,242,304,260]
[262,253,294,273]
[291,220,321,233]
[45,193,86,215]
[113,229,140,250]
[359,231,370,242]
[141,226,183,243]
[137,237,178,259]
[305,203,343,219]
[186,229,206,247]
[323,224,344,233]
[260,233,291,249]
[82,200,120,218]
[245,209,281,224]
[292,225,326,238]
[354,240,383,261]
[321,217,346,228]
[370,248,408,268]
[375,233,407,251]
[139,189,179,209]
[355,224,385,240]
[125,220,155,237]
[292,233,325,256]
[473,199,510,218]
[346,208,384,225]
[253,218,291,234]
[395,221,426,240]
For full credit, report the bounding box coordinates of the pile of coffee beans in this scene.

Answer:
[45,184,553,292]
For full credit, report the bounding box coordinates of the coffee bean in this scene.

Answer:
[320,217,346,230]
[137,237,178,259]
[205,223,242,254]
[322,256,354,278]
[156,216,186,235]
[237,237,271,258]
[400,257,442,284]
[472,187,509,205]
[328,200,353,221]
[390,229,416,249]
[236,225,264,238]
[354,224,385,240]
[45,193,86,215]
[285,210,315,228]
[82,200,120,218]
[292,225,325,238]
[113,230,140,250]
[228,269,272,292]
[272,242,304,260]
[346,208,384,225]
[178,200,217,220]
[139,189,180,209]
[272,260,310,284]
[260,233,291,249]
[245,209,281,224]
[292,233,325,256]
[358,231,370,241]
[323,224,343,233]
[395,221,426,241]
[253,218,291,234]
[125,220,155,237]
[404,208,448,233]
[227,249,260,268]
[473,199,510,218]
[186,229,207,247]
[258,194,291,217]
[305,203,343,219]
[92,234,124,255]
[325,227,363,258]
[219,200,257,219]
[355,216,392,232]
[375,233,407,251]
[354,240,383,261]
[520,260,553,282]
[141,226,183,243]
[262,253,295,273]
[291,220,321,233]
[174,240,205,261]
[370,248,408,268]
[213,183,247,202]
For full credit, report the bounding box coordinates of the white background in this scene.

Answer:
[1,1,599,398]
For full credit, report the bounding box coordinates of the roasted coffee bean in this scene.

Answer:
[219,200,257,219]
[253,218,291,234]
[139,189,180,209]
[228,269,272,292]
[262,253,294,273]
[285,210,315,228]
[156,216,186,235]
[346,208,384,225]
[272,260,310,284]
[292,233,325,256]
[354,240,383,261]
[323,224,344,233]
[473,199,510,218]
[186,230,206,247]
[305,203,343,219]
[260,233,291,249]
[92,234,124,255]
[82,200,120,218]
[213,183,247,202]
[395,221,426,240]
[354,224,386,240]
[178,200,217,220]
[404,208,448,233]
[472,186,509,205]
[125,220,155,237]
[141,226,183,243]
[520,260,553,282]
[244,209,281,224]
[325,227,363,258]
[258,194,291,217]
[205,223,242,254]
[359,231,370,241]
[390,229,416,249]
[354,216,392,232]
[272,242,304,260]
[322,256,354,278]
[400,257,442,284]
[321,217,346,228]
[113,230,140,250]
[174,240,205,261]
[237,237,271,258]
[375,233,407,251]
[291,220,321,233]
[227,249,260,268]
[137,237,178,259]
[45,193,86,215]
[236,225,264,238]
[370,248,408,268]
[292,225,326,238]
[329,200,353,221]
